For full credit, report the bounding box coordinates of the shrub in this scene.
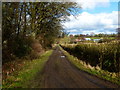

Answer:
[61,41,120,72]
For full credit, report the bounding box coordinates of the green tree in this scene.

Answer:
[2,2,78,63]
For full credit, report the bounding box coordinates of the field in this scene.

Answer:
[87,37,116,39]
[58,36,116,44]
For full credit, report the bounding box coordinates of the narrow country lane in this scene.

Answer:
[29,47,119,88]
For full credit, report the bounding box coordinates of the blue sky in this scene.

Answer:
[62,1,118,35]
[82,2,118,14]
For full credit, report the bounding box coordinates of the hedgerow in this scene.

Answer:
[61,41,120,72]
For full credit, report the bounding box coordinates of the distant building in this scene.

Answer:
[75,39,81,42]
[85,38,91,40]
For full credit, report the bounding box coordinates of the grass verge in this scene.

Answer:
[2,50,53,88]
[59,46,120,85]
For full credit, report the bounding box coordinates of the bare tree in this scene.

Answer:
[117,28,120,39]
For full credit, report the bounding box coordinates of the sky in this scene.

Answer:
[62,0,119,35]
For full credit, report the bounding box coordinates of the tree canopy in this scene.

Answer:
[2,2,78,63]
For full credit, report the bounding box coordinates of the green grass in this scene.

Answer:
[59,36,116,45]
[2,50,53,88]
[59,46,120,85]
[59,36,70,44]
[88,37,115,39]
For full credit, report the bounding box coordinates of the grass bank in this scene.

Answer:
[2,50,53,88]
[59,46,120,85]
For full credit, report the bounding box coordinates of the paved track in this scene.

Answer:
[29,47,119,88]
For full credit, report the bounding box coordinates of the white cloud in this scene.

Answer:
[75,0,110,9]
[68,29,78,32]
[62,11,118,34]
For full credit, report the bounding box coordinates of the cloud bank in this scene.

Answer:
[62,11,118,35]
[76,0,110,10]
